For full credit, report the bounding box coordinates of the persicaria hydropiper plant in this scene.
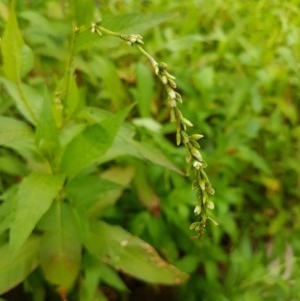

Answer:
[81,20,217,237]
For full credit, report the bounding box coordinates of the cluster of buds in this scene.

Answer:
[90,20,103,36]
[120,34,144,46]
[150,60,216,237]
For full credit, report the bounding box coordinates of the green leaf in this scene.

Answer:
[66,75,82,120]
[20,44,35,78]
[95,57,127,111]
[86,221,189,285]
[72,0,94,25]
[102,13,177,34]
[133,162,161,210]
[1,4,23,82]
[0,186,18,235]
[236,145,271,174]
[66,174,122,209]
[0,154,27,176]
[61,104,134,178]
[80,254,127,301]
[0,116,33,147]
[97,263,128,292]
[0,79,43,125]
[132,63,155,117]
[35,91,60,159]
[39,202,81,291]
[95,123,182,174]
[0,236,40,295]
[10,173,65,253]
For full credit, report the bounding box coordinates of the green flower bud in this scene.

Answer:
[190,221,200,230]
[207,217,218,226]
[158,62,168,70]
[194,205,201,215]
[174,92,182,103]
[206,201,214,210]
[191,148,203,161]
[161,75,168,84]
[168,98,176,108]
[189,134,204,140]
[168,89,176,99]
[193,161,202,170]
[206,183,215,195]
[168,79,177,89]
[181,118,193,127]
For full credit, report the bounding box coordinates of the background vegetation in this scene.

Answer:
[0,0,299,300]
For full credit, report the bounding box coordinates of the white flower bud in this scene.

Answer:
[194,205,201,215]
[193,161,203,169]
[207,201,214,210]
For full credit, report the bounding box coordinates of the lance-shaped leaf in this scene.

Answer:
[0,116,33,147]
[1,4,23,82]
[0,79,43,125]
[0,236,40,295]
[39,202,81,291]
[86,221,189,285]
[65,75,82,120]
[61,104,134,178]
[10,173,65,253]
[35,90,60,159]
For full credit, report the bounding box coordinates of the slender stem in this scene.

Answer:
[137,45,157,67]
[98,26,121,37]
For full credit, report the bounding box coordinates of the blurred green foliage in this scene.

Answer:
[0,0,300,301]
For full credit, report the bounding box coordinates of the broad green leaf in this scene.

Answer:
[97,263,128,292]
[102,13,177,34]
[66,75,82,120]
[1,4,23,82]
[19,10,64,36]
[0,186,18,235]
[80,255,127,301]
[133,162,161,210]
[132,63,155,117]
[39,202,81,291]
[89,166,135,216]
[66,174,122,209]
[100,129,183,174]
[236,145,271,174]
[72,0,94,25]
[86,221,189,285]
[225,78,251,121]
[0,236,40,295]
[88,119,182,174]
[0,78,43,125]
[60,124,110,178]
[0,154,27,176]
[35,91,60,159]
[20,44,35,78]
[0,116,33,147]
[10,173,65,253]
[61,104,134,178]
[95,57,127,111]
